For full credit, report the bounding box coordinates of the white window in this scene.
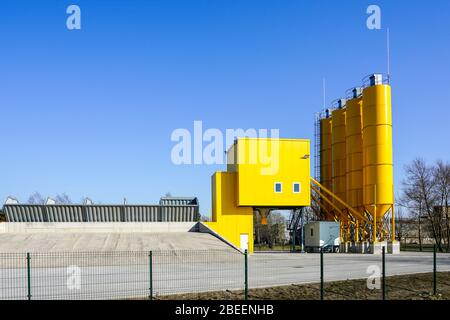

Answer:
[293,182,301,193]
[274,182,282,193]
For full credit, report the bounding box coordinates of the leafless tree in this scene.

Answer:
[395,207,409,243]
[268,212,288,245]
[55,193,72,204]
[402,158,443,251]
[27,192,45,205]
[254,211,288,248]
[433,160,450,251]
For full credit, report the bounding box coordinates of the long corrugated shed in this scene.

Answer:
[3,197,199,223]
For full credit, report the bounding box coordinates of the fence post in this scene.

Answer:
[244,250,248,300]
[149,251,153,300]
[382,246,386,300]
[433,245,437,295]
[320,248,324,300]
[26,252,31,300]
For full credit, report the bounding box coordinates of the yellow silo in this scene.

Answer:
[345,88,364,214]
[320,110,333,218]
[362,74,393,241]
[331,100,347,211]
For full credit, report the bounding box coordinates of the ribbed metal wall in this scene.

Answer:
[4,204,199,223]
[124,206,159,222]
[46,205,84,222]
[159,197,198,206]
[160,205,198,222]
[4,206,44,222]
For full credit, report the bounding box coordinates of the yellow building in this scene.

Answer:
[206,138,311,253]
[206,172,254,253]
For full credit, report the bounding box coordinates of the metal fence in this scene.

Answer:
[0,248,449,300]
[0,250,243,300]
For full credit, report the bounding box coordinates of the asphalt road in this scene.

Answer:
[1,252,449,299]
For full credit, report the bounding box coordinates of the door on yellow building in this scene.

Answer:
[240,234,249,252]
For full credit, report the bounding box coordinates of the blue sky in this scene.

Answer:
[1,0,449,216]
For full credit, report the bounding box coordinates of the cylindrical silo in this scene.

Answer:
[320,109,333,217]
[331,99,347,210]
[362,74,393,227]
[345,88,364,214]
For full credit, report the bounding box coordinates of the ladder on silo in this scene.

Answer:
[314,112,321,182]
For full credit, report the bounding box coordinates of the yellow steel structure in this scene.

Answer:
[362,82,393,216]
[207,138,311,253]
[206,172,254,253]
[228,138,311,207]
[316,74,396,247]
[362,78,394,242]
[205,75,395,252]
[311,177,370,225]
[320,115,333,218]
[346,92,364,213]
[331,105,347,210]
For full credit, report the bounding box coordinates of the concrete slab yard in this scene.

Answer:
[0,232,234,253]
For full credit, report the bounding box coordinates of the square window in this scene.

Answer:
[293,182,301,193]
[274,182,282,193]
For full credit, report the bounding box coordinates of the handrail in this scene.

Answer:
[310,177,371,225]
[311,186,344,218]
[310,193,334,221]
[311,186,355,224]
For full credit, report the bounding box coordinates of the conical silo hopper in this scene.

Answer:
[331,100,347,211]
[362,74,393,234]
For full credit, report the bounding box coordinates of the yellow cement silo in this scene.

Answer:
[331,100,347,210]
[362,75,393,238]
[345,88,364,214]
[320,111,333,217]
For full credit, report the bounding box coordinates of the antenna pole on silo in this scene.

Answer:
[322,78,326,109]
[387,28,391,78]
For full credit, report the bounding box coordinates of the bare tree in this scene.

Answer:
[55,193,72,204]
[268,212,288,245]
[395,207,408,243]
[433,160,450,251]
[254,211,288,248]
[402,159,443,251]
[27,192,45,205]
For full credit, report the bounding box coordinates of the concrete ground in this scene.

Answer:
[248,252,450,288]
[1,250,449,300]
[0,232,234,252]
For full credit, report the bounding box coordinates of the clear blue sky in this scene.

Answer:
[1,0,449,216]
